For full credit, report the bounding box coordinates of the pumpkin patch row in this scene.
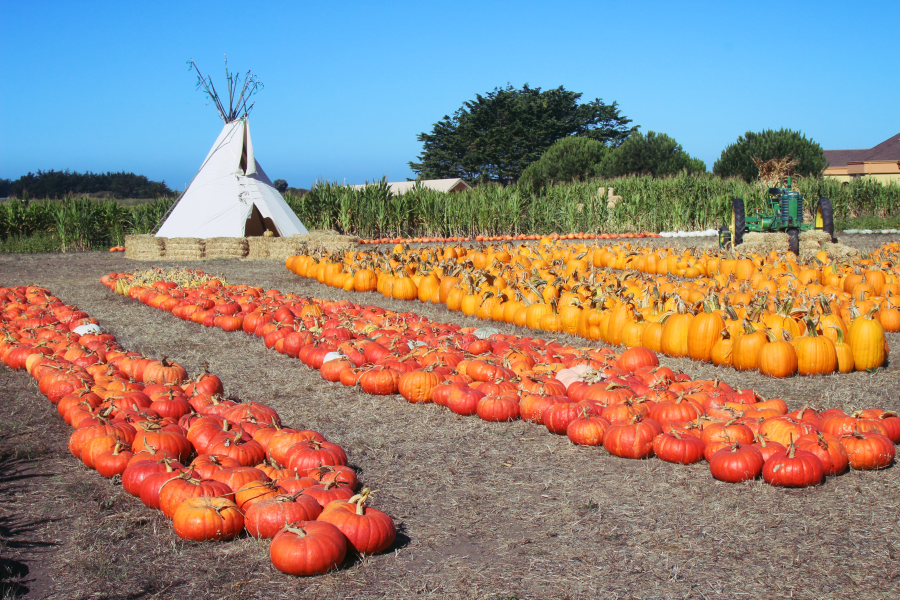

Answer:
[358,232,660,244]
[284,238,895,377]
[101,268,898,487]
[0,284,397,577]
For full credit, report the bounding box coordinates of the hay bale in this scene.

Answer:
[205,237,248,259]
[125,234,166,261]
[303,232,359,255]
[821,242,860,260]
[165,237,205,260]
[800,230,832,244]
[246,236,273,259]
[268,236,307,261]
[741,232,788,246]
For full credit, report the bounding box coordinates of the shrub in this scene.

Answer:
[713,129,826,182]
[519,136,609,190]
[599,131,706,178]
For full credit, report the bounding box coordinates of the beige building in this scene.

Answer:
[823,133,900,183]
[350,178,471,195]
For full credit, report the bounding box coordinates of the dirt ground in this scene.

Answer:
[2,239,900,600]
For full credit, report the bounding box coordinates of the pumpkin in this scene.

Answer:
[602,415,663,459]
[795,431,849,476]
[269,521,348,576]
[653,431,704,465]
[141,357,188,385]
[847,307,886,371]
[687,305,725,362]
[566,413,610,446]
[245,493,323,539]
[756,333,798,378]
[398,369,445,403]
[158,473,235,519]
[172,496,244,541]
[761,443,825,487]
[317,488,397,555]
[840,431,895,470]
[476,395,520,422]
[708,444,764,483]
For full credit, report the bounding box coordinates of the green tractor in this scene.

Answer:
[718,177,835,254]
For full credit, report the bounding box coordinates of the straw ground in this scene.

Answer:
[1,244,900,600]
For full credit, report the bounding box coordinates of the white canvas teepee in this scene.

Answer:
[156,117,308,238]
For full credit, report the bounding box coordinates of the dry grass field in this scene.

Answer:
[2,239,900,600]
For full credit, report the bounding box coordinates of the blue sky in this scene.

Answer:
[2,0,898,191]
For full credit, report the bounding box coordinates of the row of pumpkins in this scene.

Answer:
[283,239,894,377]
[358,232,660,244]
[102,268,898,488]
[0,284,396,577]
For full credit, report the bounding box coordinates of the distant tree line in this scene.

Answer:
[1,170,174,199]
[411,84,828,189]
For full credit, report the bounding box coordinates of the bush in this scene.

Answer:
[713,129,826,182]
[519,136,609,190]
[598,131,706,178]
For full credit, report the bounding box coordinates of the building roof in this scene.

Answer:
[824,133,900,167]
[350,178,471,195]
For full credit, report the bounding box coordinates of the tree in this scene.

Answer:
[409,84,636,184]
[713,129,826,182]
[6,170,172,199]
[519,136,609,189]
[598,131,706,178]
[272,179,288,193]
[0,178,11,198]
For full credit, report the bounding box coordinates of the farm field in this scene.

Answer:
[3,242,900,600]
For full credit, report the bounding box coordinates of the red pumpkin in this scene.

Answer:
[317,488,396,555]
[795,431,849,476]
[285,440,349,472]
[245,494,323,539]
[708,444,764,483]
[762,444,825,487]
[617,347,659,372]
[566,414,610,446]
[158,474,235,519]
[173,497,244,541]
[269,521,348,576]
[841,431,896,470]
[476,395,520,422]
[602,415,663,459]
[653,431,704,465]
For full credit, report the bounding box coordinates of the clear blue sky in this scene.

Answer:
[2,0,898,191]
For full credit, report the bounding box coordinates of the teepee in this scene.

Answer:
[155,60,308,239]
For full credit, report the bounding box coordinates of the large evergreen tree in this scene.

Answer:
[409,84,636,184]
[713,129,826,182]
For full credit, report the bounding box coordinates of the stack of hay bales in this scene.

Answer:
[125,235,166,261]
[268,236,308,262]
[734,230,859,262]
[246,236,274,259]
[735,232,788,256]
[800,230,859,261]
[205,237,249,259]
[165,237,205,260]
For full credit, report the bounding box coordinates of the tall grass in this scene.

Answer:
[2,175,898,253]
[286,174,900,237]
[0,196,175,252]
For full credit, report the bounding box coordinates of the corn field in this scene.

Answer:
[286,174,900,238]
[2,174,899,252]
[0,197,174,252]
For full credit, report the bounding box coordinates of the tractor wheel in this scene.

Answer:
[816,197,836,242]
[788,228,799,256]
[731,198,746,246]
